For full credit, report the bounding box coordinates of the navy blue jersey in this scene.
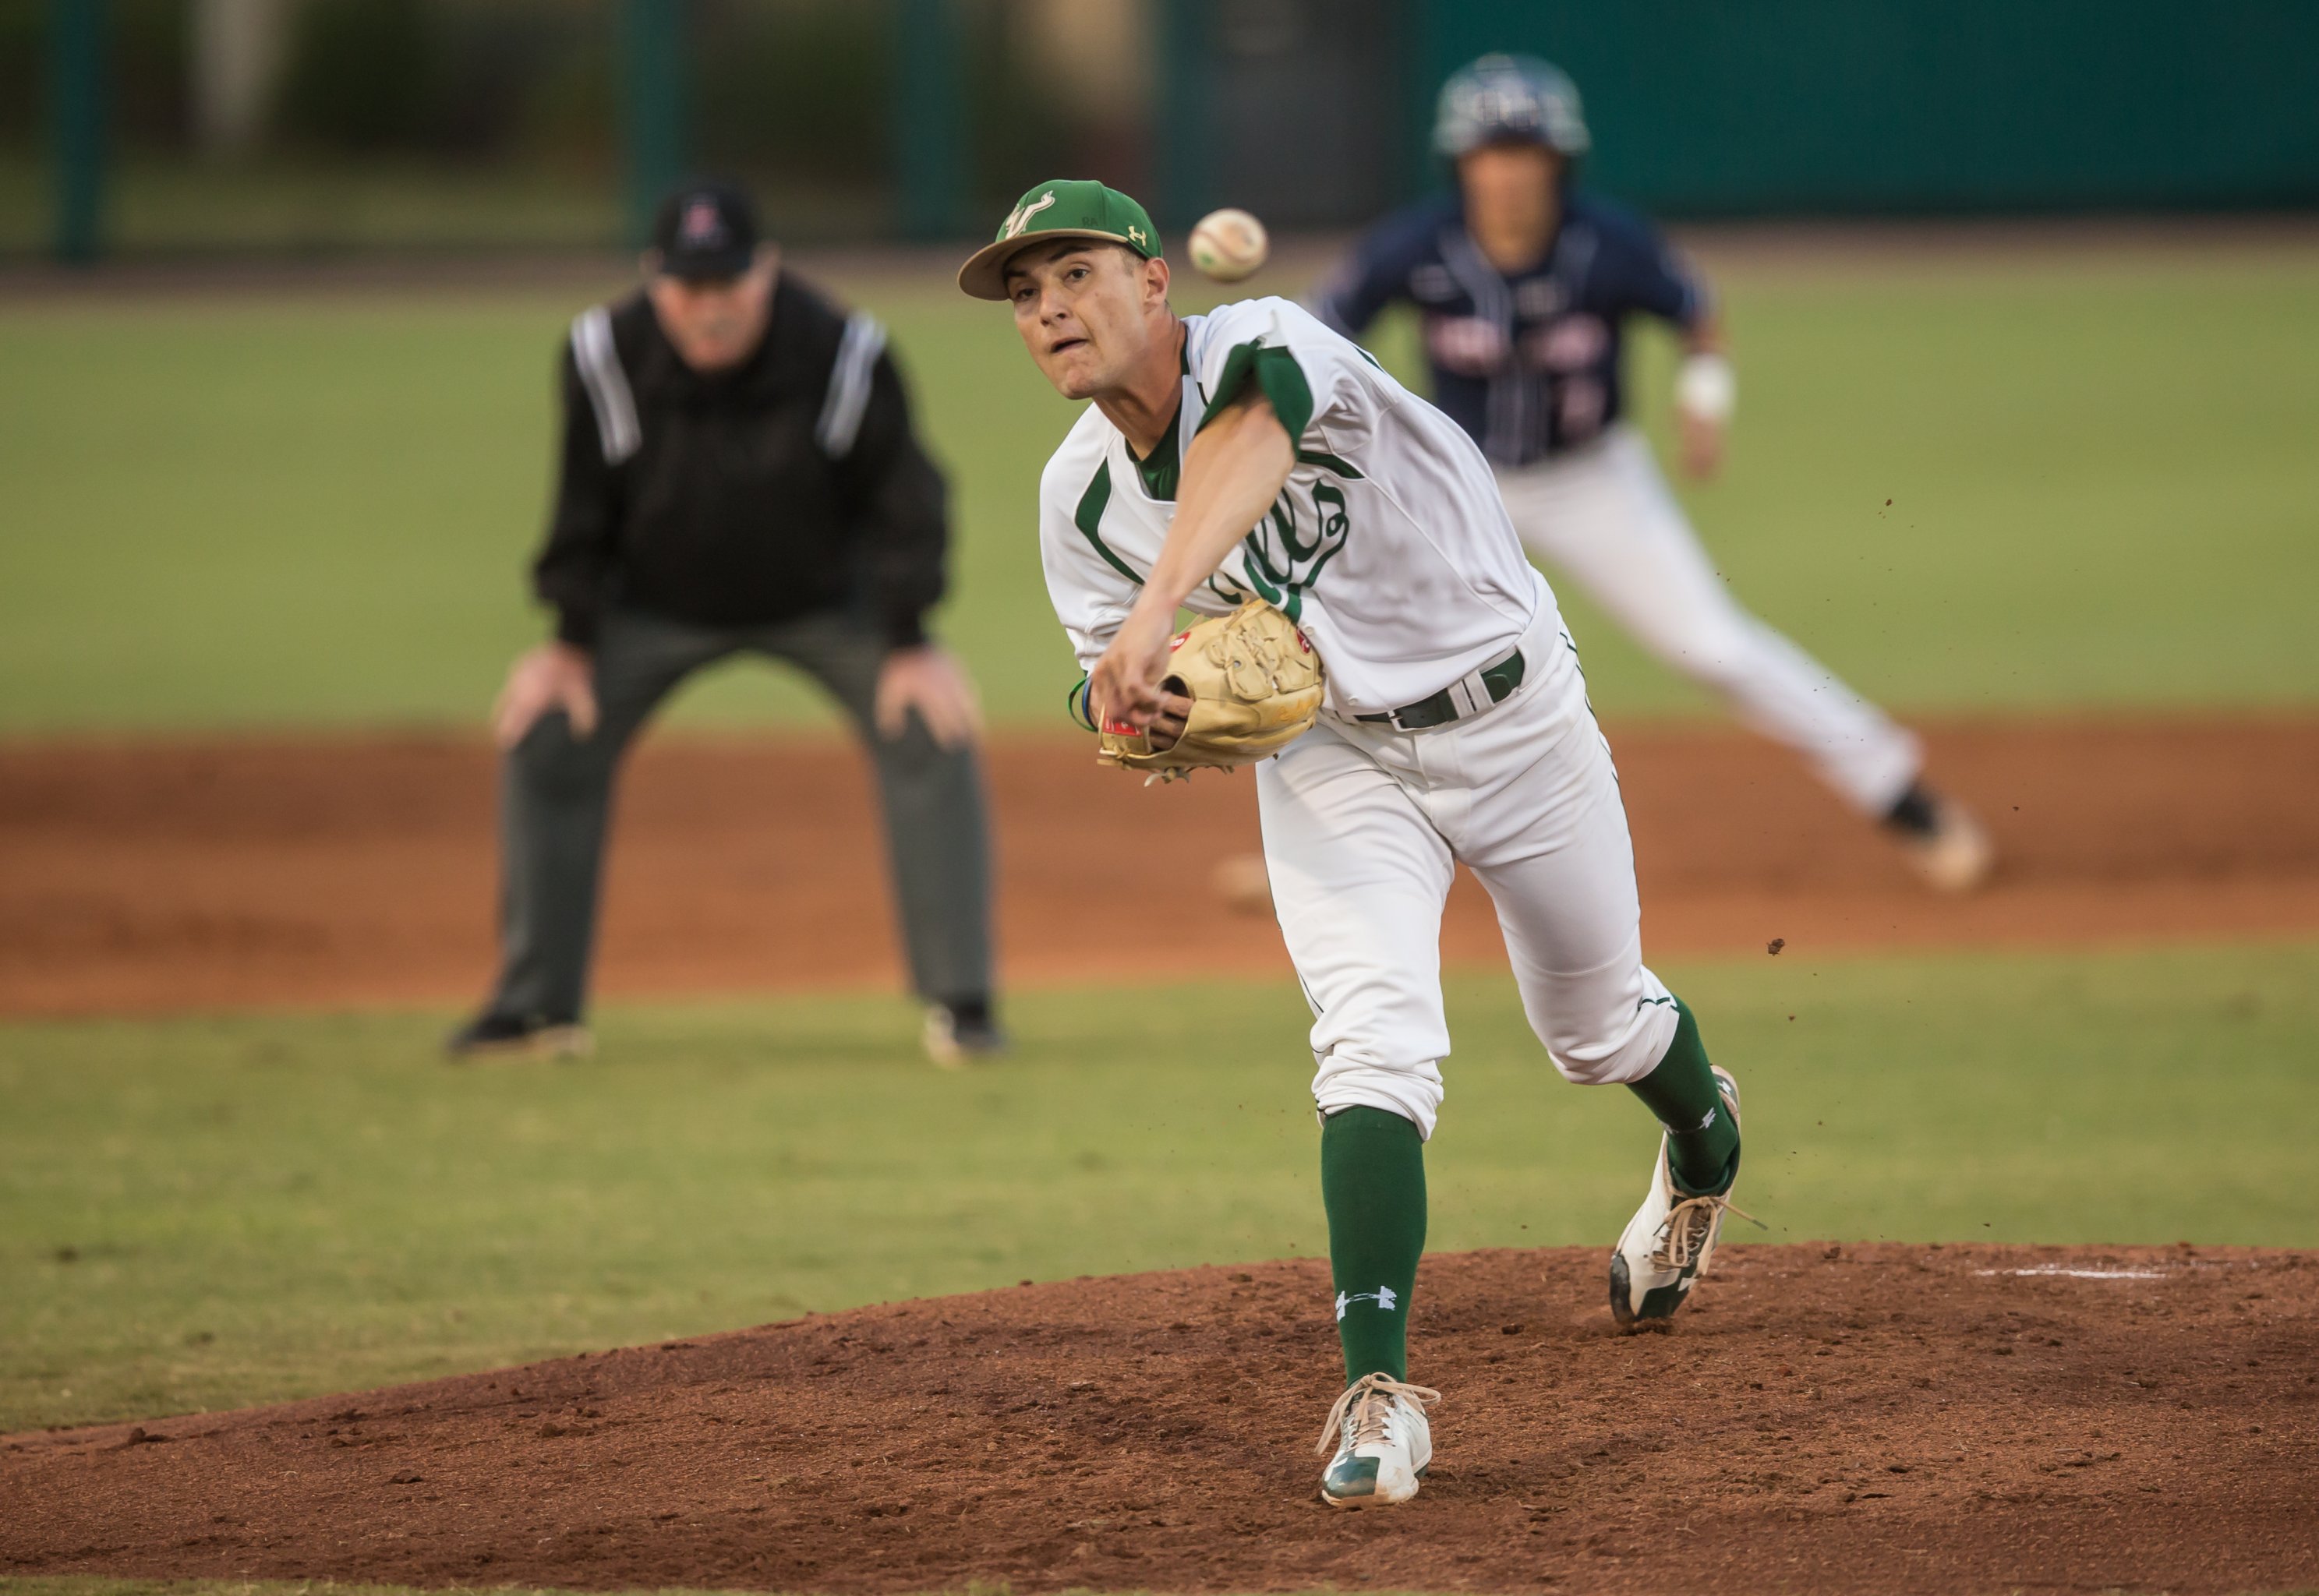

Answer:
[1312,191,1708,468]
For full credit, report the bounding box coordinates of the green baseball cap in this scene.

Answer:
[956,178,1163,300]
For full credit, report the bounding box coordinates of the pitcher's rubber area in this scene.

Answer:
[3,717,2318,1016]
[3,1245,2312,1594]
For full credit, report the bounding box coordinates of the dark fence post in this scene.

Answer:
[621,0,688,247]
[48,0,108,265]
[1152,0,1208,230]
[893,0,966,239]
[1402,0,1440,203]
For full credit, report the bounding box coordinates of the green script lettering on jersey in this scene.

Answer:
[1038,296,1542,722]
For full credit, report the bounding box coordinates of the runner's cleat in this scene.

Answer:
[1885,784,1996,893]
[1610,1065,1755,1329]
[1315,1372,1441,1506]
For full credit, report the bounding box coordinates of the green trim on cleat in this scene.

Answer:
[1322,1455,1381,1501]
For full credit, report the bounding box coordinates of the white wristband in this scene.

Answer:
[1675,353,1736,424]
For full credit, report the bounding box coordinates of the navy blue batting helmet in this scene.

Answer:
[1433,54,1590,159]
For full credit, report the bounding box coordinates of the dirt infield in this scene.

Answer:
[3,716,2317,1017]
[5,1245,2312,1594]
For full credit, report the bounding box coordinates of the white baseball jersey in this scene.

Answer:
[1038,297,1550,719]
[1027,298,1681,1140]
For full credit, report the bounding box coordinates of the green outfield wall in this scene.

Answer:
[1416,0,2319,214]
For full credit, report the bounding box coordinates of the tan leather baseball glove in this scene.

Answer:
[1097,600,1325,779]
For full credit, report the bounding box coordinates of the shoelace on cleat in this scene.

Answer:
[1652,1191,1762,1271]
[1314,1372,1443,1457]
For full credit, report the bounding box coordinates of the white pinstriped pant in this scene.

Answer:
[1257,598,1678,1141]
[1495,425,1921,817]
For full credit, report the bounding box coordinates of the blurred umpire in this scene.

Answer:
[448,180,1002,1067]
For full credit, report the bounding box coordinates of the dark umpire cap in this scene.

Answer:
[650,180,758,281]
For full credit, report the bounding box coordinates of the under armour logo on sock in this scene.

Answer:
[1334,1286,1398,1321]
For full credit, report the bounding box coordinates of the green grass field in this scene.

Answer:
[5,940,2312,1436]
[3,243,2316,733]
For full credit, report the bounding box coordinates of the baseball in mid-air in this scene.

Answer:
[1187,207,1270,281]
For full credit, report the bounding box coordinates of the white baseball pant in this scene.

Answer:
[1494,425,1920,817]
[1258,598,1679,1141]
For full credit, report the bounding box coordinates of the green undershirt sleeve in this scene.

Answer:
[1198,340,1314,441]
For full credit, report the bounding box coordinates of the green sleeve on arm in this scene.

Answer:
[1198,341,1314,440]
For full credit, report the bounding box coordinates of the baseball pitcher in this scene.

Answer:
[1314,55,1992,889]
[961,182,1750,1507]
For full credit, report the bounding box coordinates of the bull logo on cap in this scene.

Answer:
[1000,191,1056,240]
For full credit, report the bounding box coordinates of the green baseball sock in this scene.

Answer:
[1625,998,1741,1196]
[1320,1105,1426,1386]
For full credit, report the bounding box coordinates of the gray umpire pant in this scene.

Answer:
[485,604,993,1023]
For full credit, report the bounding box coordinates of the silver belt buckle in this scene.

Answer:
[1444,641,1523,726]
[1374,639,1525,732]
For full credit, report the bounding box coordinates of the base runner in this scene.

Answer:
[1314,55,1992,890]
[960,182,1753,1506]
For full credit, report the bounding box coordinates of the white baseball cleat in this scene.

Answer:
[1610,1065,1755,1330]
[1897,794,1996,893]
[1315,1372,1441,1506]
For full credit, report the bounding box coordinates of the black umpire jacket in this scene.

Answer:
[534,274,949,651]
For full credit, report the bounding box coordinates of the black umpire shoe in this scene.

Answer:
[444,1011,594,1063]
[921,998,1006,1069]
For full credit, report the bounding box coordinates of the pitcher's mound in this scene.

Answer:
[5,1245,2314,1594]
